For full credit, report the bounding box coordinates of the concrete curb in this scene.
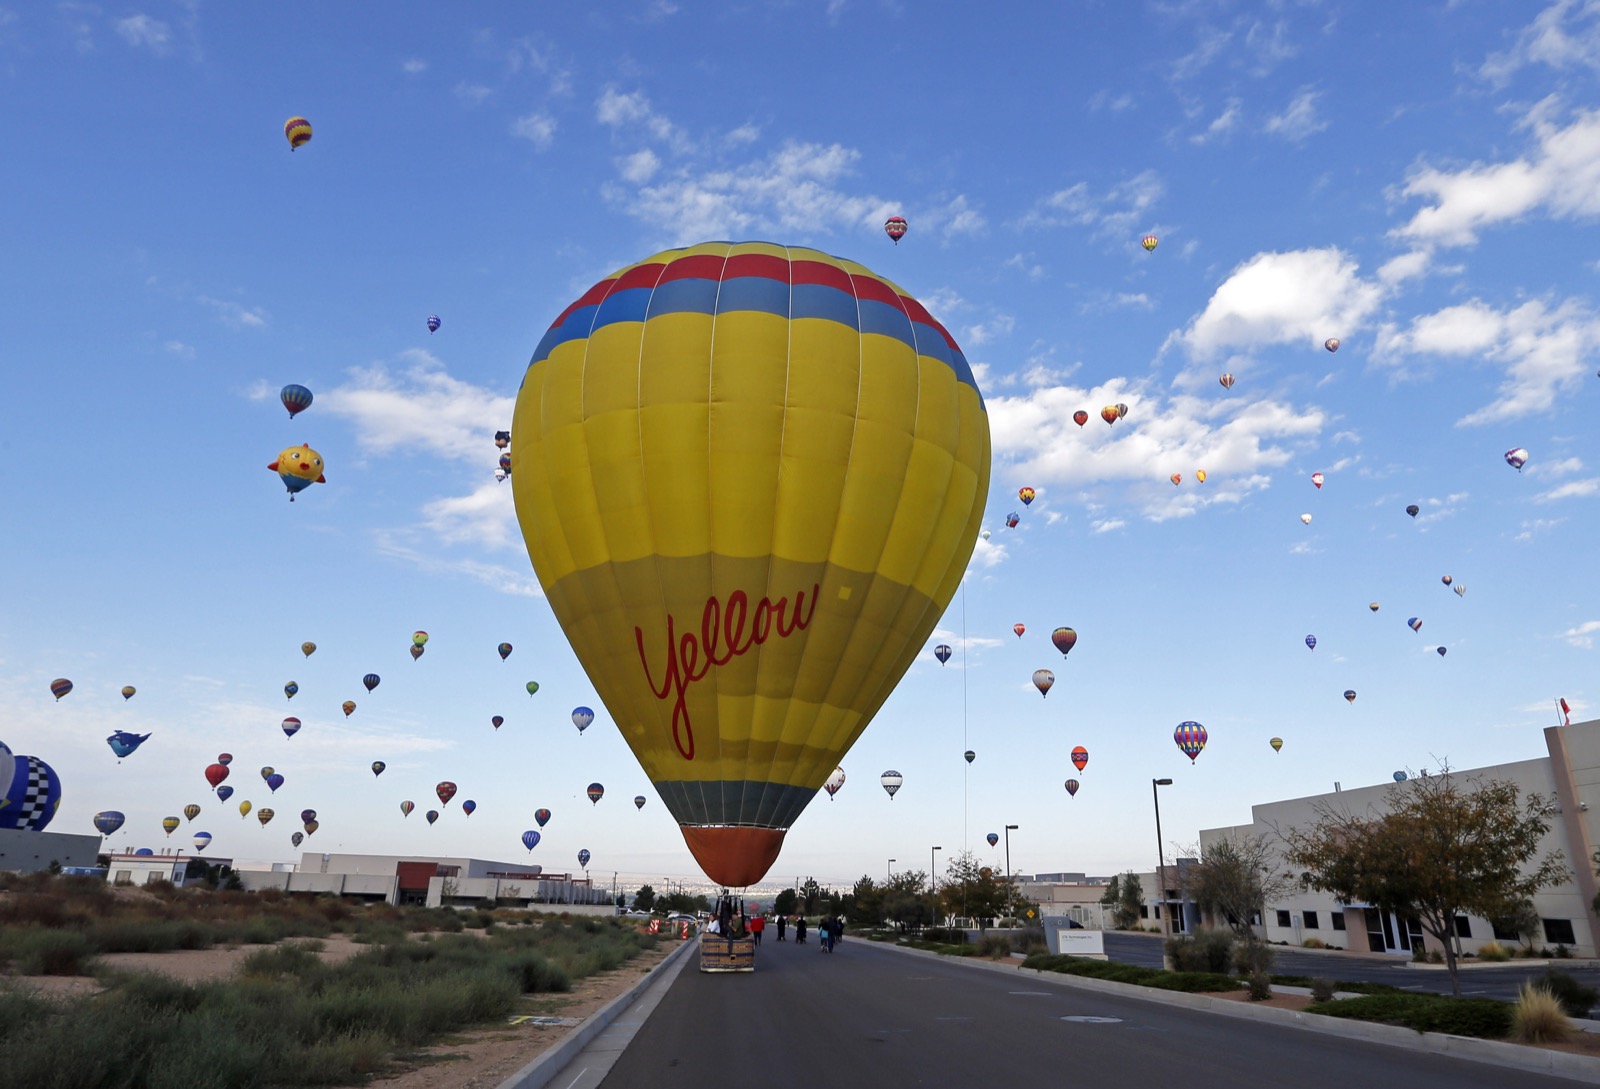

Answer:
[496,937,696,1089]
[870,941,1600,1084]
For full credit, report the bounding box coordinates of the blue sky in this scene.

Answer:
[3,1,1598,894]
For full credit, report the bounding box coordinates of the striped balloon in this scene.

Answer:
[284,117,312,150]
[1173,720,1208,763]
[49,678,72,701]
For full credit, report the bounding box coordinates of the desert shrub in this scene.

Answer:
[240,940,325,979]
[1311,994,1512,1038]
[1512,982,1572,1043]
[1247,971,1272,1001]
[1539,969,1599,1016]
[1233,940,1274,975]
[1309,978,1337,1002]
[8,927,96,975]
[1475,941,1511,962]
[976,935,1012,959]
[1167,929,1234,974]
[920,927,966,945]
[1018,939,1049,958]
[1301,937,1326,949]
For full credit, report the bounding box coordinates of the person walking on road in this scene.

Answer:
[795,916,808,944]
[749,912,765,945]
[775,915,787,941]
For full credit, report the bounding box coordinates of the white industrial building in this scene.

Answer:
[235,852,613,911]
[0,828,102,874]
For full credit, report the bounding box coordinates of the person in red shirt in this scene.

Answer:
[748,912,766,945]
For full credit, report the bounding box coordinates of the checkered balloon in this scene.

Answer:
[0,755,62,831]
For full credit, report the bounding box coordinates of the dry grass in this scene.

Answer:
[1511,982,1572,1044]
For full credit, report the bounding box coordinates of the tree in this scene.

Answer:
[772,887,798,916]
[1183,833,1295,972]
[1283,770,1567,995]
[939,851,1009,926]
[1099,874,1121,926]
[1490,898,1542,951]
[881,870,930,931]
[631,884,657,912]
[846,876,883,927]
[1115,871,1143,930]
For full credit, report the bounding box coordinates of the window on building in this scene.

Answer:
[1303,910,1319,930]
[113,870,132,885]
[1275,909,1291,928]
[1454,915,1472,939]
[1139,905,1148,919]
[1330,912,1345,932]
[1491,919,1521,942]
[1543,918,1577,946]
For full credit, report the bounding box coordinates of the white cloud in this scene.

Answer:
[725,123,761,146]
[618,148,660,184]
[1263,88,1327,142]
[1191,99,1241,145]
[115,13,170,53]
[1088,89,1135,113]
[319,352,516,464]
[1168,248,1384,362]
[60,1,97,53]
[1092,519,1126,533]
[402,57,427,74]
[164,340,194,358]
[510,111,556,149]
[1390,99,1600,247]
[1002,253,1046,280]
[640,0,679,21]
[1372,297,1600,424]
[962,315,1015,347]
[1563,619,1600,648]
[421,479,519,550]
[454,81,493,105]
[1515,516,1565,541]
[596,87,691,152]
[1536,478,1600,501]
[1481,0,1600,85]
[373,533,542,596]
[1022,170,1164,239]
[1532,456,1585,477]
[197,296,266,329]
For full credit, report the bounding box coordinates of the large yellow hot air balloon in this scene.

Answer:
[511,242,990,887]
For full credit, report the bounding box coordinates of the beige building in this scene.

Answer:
[1196,717,1600,958]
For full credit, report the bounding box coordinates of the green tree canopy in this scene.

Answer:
[1183,833,1294,971]
[631,884,656,912]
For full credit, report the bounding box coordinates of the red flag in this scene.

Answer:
[1560,698,1571,726]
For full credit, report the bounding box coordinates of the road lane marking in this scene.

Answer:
[1060,1016,1123,1023]
[1009,991,1053,995]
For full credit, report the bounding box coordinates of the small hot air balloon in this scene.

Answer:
[436,781,457,806]
[292,831,304,847]
[934,644,953,665]
[823,767,845,800]
[1018,487,1036,506]
[1115,404,1128,420]
[93,811,125,836]
[427,315,441,334]
[1393,771,1408,782]
[1405,504,1419,518]
[412,631,428,648]
[1013,623,1026,638]
[266,773,285,793]
[534,808,551,827]
[1070,745,1088,772]
[1101,405,1119,425]
[1073,410,1089,427]
[1300,513,1313,525]
[1436,646,1447,657]
[400,800,414,817]
[425,810,439,825]
[281,716,301,739]
[1441,575,1452,586]
[1218,373,1234,390]
[205,763,229,789]
[218,753,232,767]
[884,216,908,243]
[498,642,513,661]
[259,765,274,782]
[499,452,512,476]
[495,430,511,449]
[193,831,212,852]
[183,804,200,822]
[963,750,975,764]
[1005,512,1020,528]
[1408,617,1422,633]
[121,685,136,701]
[1170,473,1182,486]
[572,706,594,733]
[1173,721,1207,763]
[1454,583,1466,598]
[880,771,903,799]
[1195,470,1207,483]
[1270,737,1283,753]
[986,832,999,847]
[239,800,252,818]
[1311,472,1324,489]
[284,116,312,150]
[491,715,504,730]
[301,641,317,657]
[634,795,647,810]
[268,443,326,501]
[1064,778,1080,797]
[1052,628,1077,656]
[1324,338,1340,353]
[1369,603,1380,612]
[586,782,605,804]
[49,678,72,701]
[216,785,234,803]
[980,529,991,540]
[410,645,424,661]
[371,761,386,776]
[522,830,541,852]
[527,681,541,697]
[280,384,313,419]
[461,800,476,817]
[1343,689,1357,703]
[106,731,151,759]
[363,674,380,692]
[1305,635,1317,651]
[162,816,179,837]
[1032,669,1055,697]
[342,701,356,717]
[1141,235,1158,252]
[284,682,298,700]
[1505,448,1529,471]
[577,849,591,869]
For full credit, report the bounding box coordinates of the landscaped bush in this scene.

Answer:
[920,927,967,945]
[1539,969,1599,1016]
[976,935,1012,959]
[1166,928,1233,974]
[1247,971,1272,1001]
[1512,982,1572,1044]
[1309,978,1337,1002]
[1310,993,1513,1038]
[1019,953,1242,993]
[1301,937,1327,949]
[1475,941,1511,962]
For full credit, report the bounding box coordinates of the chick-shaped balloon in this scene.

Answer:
[268,443,326,501]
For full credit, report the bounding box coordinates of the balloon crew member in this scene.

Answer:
[775,914,787,941]
[795,916,807,944]
[749,911,765,945]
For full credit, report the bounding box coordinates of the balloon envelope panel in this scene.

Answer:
[511,242,990,886]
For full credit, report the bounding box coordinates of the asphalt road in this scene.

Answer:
[1102,931,1600,1009]
[594,936,1576,1088]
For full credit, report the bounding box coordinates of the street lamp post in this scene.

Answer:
[930,846,942,928]
[1003,824,1019,915]
[887,858,895,882]
[1152,778,1174,970]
